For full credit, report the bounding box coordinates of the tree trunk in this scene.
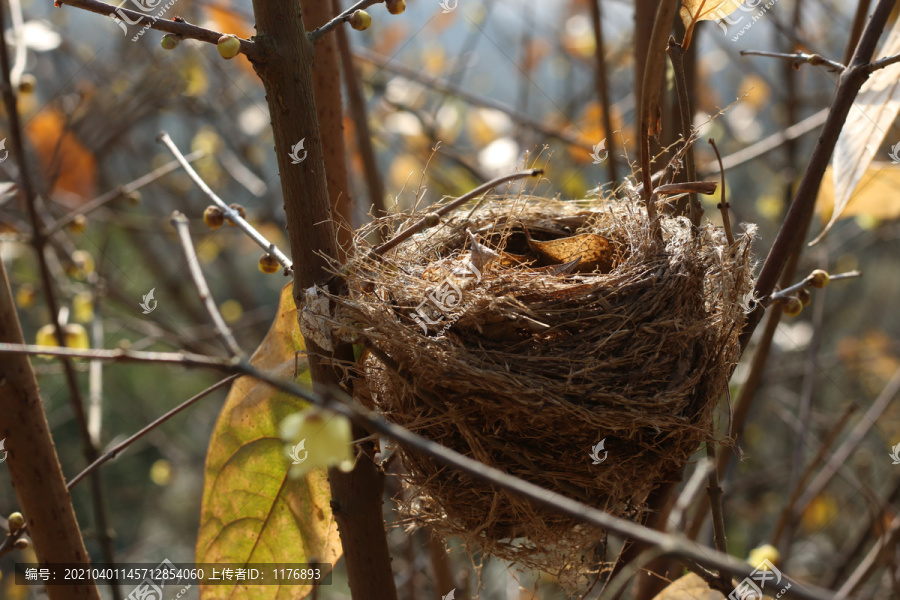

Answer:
[245,4,399,600]
[0,254,100,600]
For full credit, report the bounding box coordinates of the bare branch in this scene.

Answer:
[157,131,293,272]
[308,0,385,43]
[170,212,245,358]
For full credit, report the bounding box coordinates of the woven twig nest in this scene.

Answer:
[331,193,755,581]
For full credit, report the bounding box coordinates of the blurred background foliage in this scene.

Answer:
[1,0,900,598]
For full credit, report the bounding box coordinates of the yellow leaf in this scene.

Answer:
[815,16,900,244]
[680,0,750,26]
[196,284,340,600]
[816,163,900,224]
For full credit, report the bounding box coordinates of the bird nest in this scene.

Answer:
[326,192,755,582]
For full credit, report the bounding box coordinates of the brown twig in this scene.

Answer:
[705,444,730,593]
[308,0,384,43]
[66,375,238,490]
[372,169,543,256]
[55,0,261,60]
[740,49,846,72]
[170,212,244,358]
[639,0,679,232]
[667,38,701,225]
[708,138,733,245]
[590,0,618,183]
[335,1,386,218]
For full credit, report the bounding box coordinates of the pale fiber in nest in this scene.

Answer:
[331,194,755,584]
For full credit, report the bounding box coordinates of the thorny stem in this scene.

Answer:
[157,132,293,272]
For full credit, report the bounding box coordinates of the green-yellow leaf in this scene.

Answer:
[196,283,341,600]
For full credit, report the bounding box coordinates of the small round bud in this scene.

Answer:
[203,206,225,229]
[386,0,406,14]
[69,250,94,278]
[64,323,90,350]
[350,10,372,30]
[125,191,142,205]
[68,214,88,234]
[217,34,241,59]
[782,296,803,317]
[7,512,24,533]
[797,288,812,306]
[258,254,279,274]
[809,269,830,288]
[13,538,30,550]
[161,34,180,50]
[18,74,36,94]
[227,203,246,226]
[423,212,441,227]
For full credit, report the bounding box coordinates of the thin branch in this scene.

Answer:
[705,444,730,591]
[308,0,384,43]
[699,109,828,175]
[669,457,714,532]
[0,343,234,368]
[372,169,543,256]
[708,138,734,245]
[170,212,244,358]
[740,49,845,72]
[867,51,900,73]
[836,515,900,597]
[767,270,861,304]
[67,375,238,490]
[55,0,261,60]
[47,151,205,236]
[590,0,618,183]
[157,132,293,271]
